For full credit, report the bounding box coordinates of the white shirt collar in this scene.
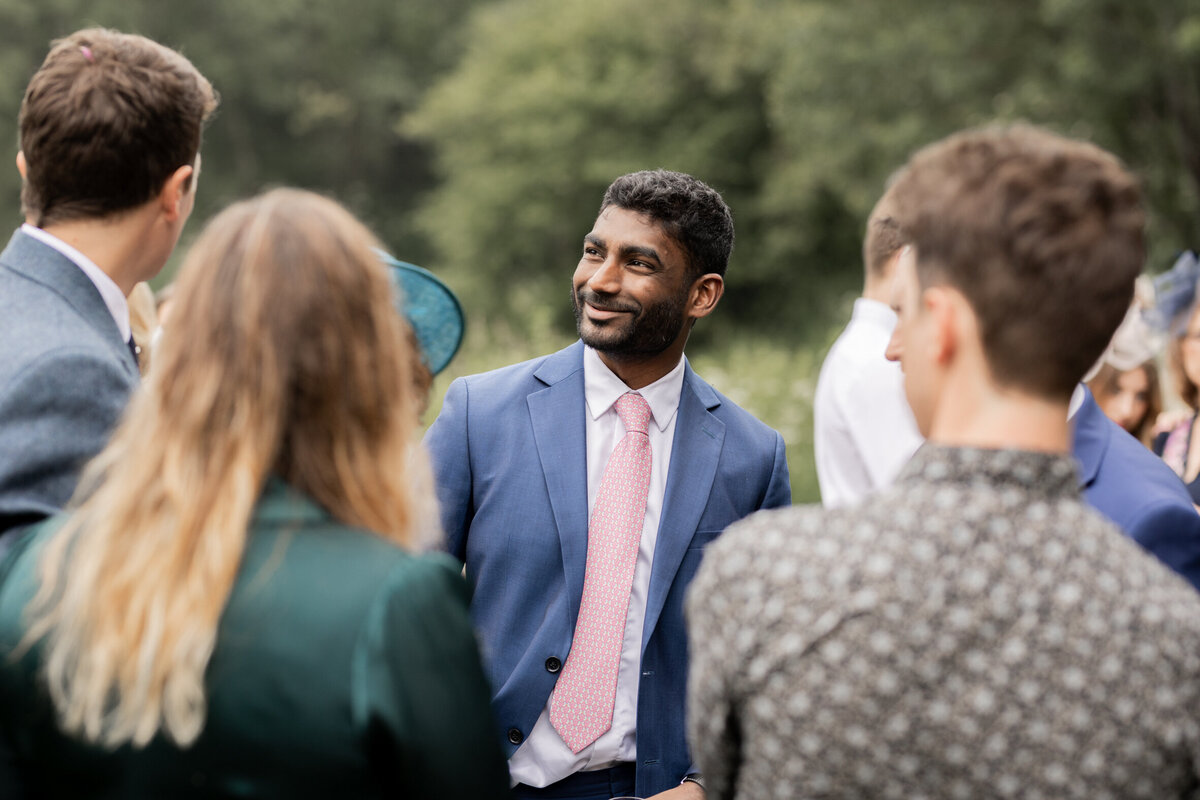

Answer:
[583,345,686,433]
[1067,383,1086,421]
[852,297,899,330]
[21,223,131,342]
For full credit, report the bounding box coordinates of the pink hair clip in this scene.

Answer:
[79,45,94,62]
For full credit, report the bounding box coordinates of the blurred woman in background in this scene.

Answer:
[1085,281,1163,448]
[0,188,509,798]
[1152,252,1200,506]
[1086,296,1164,451]
[1090,360,1161,446]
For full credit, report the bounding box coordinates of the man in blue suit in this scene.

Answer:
[426,169,791,799]
[1072,384,1200,591]
[0,30,216,548]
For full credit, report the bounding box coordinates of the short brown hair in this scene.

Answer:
[863,187,907,277]
[19,29,218,226]
[889,124,1145,399]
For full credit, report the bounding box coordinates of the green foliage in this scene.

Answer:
[5,0,1196,311]
[407,0,801,335]
[0,0,487,281]
[410,0,1200,339]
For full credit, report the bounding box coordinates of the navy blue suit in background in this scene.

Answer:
[425,341,791,798]
[1073,386,1200,592]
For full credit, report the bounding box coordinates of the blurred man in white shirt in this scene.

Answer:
[814,189,922,507]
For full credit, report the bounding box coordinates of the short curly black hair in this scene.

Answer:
[600,169,734,279]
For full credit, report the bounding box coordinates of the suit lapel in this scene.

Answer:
[529,342,590,622]
[1071,385,1107,490]
[0,229,134,371]
[643,365,724,649]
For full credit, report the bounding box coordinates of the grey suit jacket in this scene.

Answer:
[0,229,138,542]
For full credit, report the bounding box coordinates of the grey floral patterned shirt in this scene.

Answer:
[687,445,1200,800]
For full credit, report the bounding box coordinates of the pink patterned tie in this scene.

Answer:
[550,391,653,753]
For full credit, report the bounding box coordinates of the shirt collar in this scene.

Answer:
[583,345,686,433]
[897,443,1080,501]
[21,223,131,342]
[1066,383,1086,421]
[852,297,899,330]
[252,476,332,524]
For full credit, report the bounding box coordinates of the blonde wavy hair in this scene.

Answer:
[21,188,437,748]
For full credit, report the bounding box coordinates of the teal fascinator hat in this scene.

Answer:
[377,251,465,375]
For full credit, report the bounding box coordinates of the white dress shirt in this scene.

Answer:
[508,346,685,787]
[21,223,131,342]
[814,297,922,508]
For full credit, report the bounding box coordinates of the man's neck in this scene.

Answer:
[36,209,158,296]
[596,343,688,390]
[594,330,691,390]
[861,277,891,305]
[862,251,902,304]
[926,372,1072,454]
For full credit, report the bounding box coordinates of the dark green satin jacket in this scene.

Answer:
[0,479,510,799]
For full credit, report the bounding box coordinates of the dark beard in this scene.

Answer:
[572,284,689,357]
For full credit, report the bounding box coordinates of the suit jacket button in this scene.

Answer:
[545,657,561,673]
[507,728,524,745]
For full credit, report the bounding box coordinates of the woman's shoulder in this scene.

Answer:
[351,550,472,672]
[247,480,446,575]
[0,517,72,689]
[369,550,467,608]
[242,513,457,611]
[0,517,68,616]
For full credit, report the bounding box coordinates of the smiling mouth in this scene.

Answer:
[586,303,633,320]
[577,290,636,319]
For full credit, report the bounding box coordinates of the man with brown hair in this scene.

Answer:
[688,125,1200,798]
[813,187,921,507]
[0,29,217,548]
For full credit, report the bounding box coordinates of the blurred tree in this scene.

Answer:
[407,0,793,338]
[409,0,1200,338]
[759,0,1200,275]
[0,0,489,277]
[1034,0,1200,260]
[1,0,1196,322]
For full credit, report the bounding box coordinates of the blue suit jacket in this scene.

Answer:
[1073,386,1200,591]
[425,341,791,797]
[0,229,138,798]
[0,229,139,541]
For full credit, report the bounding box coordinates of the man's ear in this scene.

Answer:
[924,286,961,366]
[688,273,725,321]
[15,151,26,181]
[158,163,194,221]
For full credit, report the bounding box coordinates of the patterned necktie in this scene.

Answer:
[550,391,653,753]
